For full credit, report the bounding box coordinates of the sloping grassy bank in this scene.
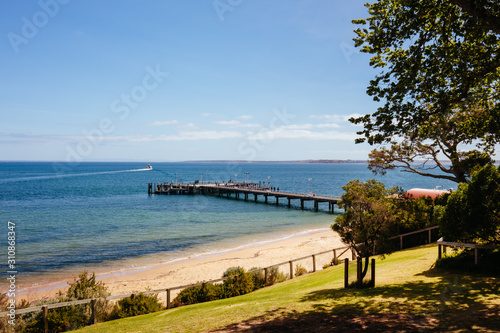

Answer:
[77,245,500,332]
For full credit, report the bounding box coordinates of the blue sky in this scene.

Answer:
[1,1,379,162]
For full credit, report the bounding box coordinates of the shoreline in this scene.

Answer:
[17,228,348,303]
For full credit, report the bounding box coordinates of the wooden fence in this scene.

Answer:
[1,226,443,332]
[389,225,440,250]
[437,238,499,265]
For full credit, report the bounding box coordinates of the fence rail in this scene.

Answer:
[2,225,445,332]
[437,238,500,265]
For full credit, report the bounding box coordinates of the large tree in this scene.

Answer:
[350,0,500,182]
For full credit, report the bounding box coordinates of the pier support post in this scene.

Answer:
[288,198,291,207]
[314,200,319,211]
[275,197,279,205]
[254,194,258,202]
[264,195,268,203]
[300,199,304,210]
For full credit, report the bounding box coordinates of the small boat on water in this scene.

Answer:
[146,164,153,170]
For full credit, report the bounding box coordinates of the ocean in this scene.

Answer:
[0,161,456,291]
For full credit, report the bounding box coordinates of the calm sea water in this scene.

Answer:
[0,162,455,290]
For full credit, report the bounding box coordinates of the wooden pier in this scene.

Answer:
[148,182,340,213]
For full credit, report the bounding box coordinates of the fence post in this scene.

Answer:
[333,249,337,265]
[371,258,375,287]
[264,268,268,285]
[312,255,316,272]
[438,244,442,259]
[289,261,293,279]
[90,299,97,325]
[351,248,356,260]
[344,258,349,288]
[400,235,403,250]
[43,305,49,333]
[166,289,171,309]
[357,257,362,288]
[474,247,479,265]
[428,229,432,244]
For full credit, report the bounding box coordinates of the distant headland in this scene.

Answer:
[183,159,367,164]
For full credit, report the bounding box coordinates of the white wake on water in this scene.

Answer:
[0,168,152,183]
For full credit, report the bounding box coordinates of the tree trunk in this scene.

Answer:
[360,255,369,281]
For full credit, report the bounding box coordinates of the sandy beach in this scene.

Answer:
[18,229,349,304]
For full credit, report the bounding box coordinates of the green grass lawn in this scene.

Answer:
[76,245,500,332]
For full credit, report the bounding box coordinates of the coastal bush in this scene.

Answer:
[435,249,500,276]
[23,271,111,332]
[172,283,224,307]
[266,266,288,285]
[294,264,308,277]
[222,267,254,297]
[441,164,500,245]
[110,293,162,319]
[249,267,266,289]
[23,303,87,333]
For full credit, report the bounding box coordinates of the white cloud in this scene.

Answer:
[246,126,356,141]
[201,113,213,117]
[239,115,253,120]
[309,114,362,122]
[214,120,262,128]
[148,120,179,126]
[103,131,244,142]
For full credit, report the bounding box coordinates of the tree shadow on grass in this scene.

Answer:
[209,268,500,332]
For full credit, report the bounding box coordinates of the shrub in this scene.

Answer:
[294,264,308,277]
[23,271,111,332]
[267,266,288,285]
[435,249,500,276]
[222,266,254,298]
[110,293,162,319]
[172,283,224,307]
[248,267,267,289]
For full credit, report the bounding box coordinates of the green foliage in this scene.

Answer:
[351,0,500,145]
[249,267,266,289]
[222,266,255,297]
[294,264,308,277]
[351,1,499,183]
[110,293,162,319]
[396,196,446,231]
[23,305,88,333]
[266,266,288,285]
[172,283,224,307]
[435,249,500,276]
[23,271,111,332]
[441,164,500,244]
[332,179,399,258]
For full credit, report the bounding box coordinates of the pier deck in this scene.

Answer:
[148,182,340,213]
